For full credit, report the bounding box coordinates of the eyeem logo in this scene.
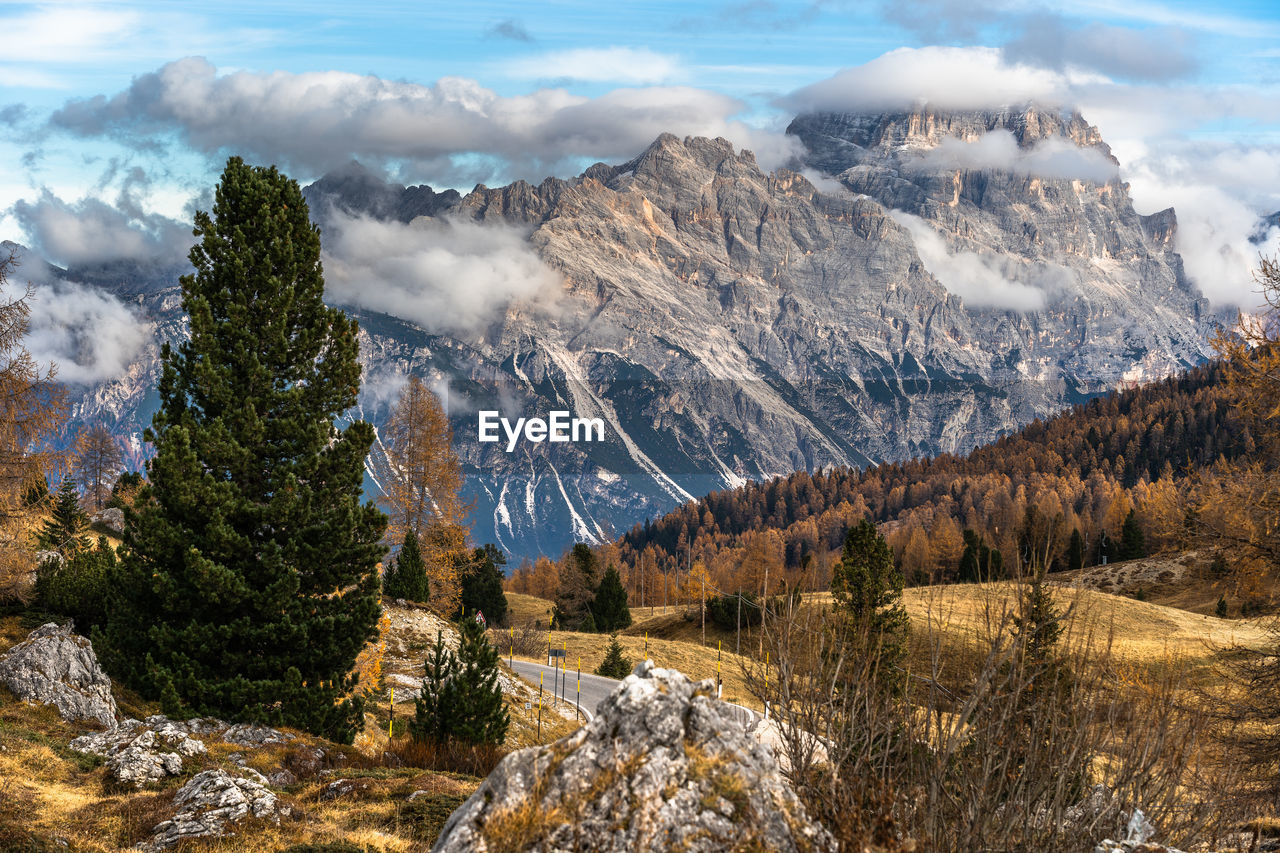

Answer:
[478,410,606,452]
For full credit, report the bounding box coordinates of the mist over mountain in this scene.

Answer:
[25,105,1224,561]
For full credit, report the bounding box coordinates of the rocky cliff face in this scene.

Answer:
[38,106,1219,560]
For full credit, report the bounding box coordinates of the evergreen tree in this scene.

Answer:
[37,477,87,556]
[98,158,386,743]
[592,564,632,633]
[958,529,1003,582]
[1118,510,1146,561]
[1216,595,1229,619]
[831,519,909,682]
[449,613,509,745]
[411,630,458,744]
[36,535,115,632]
[1066,529,1085,573]
[554,543,598,630]
[384,530,429,602]
[455,543,509,627]
[595,634,633,678]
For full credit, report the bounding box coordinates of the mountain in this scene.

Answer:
[30,105,1220,562]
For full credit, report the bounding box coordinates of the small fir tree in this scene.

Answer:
[1216,595,1229,619]
[37,477,87,556]
[595,634,633,679]
[592,564,632,633]
[449,613,509,745]
[831,519,909,684]
[456,543,509,626]
[411,630,458,744]
[554,543,598,630]
[959,529,1003,582]
[1118,510,1146,561]
[1066,529,1085,573]
[384,529,429,602]
[36,535,116,632]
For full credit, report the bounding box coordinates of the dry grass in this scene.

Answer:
[505,593,554,627]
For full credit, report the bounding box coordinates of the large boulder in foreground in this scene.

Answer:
[0,622,117,727]
[433,660,834,852]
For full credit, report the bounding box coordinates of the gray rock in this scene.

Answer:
[319,778,367,801]
[70,715,206,786]
[90,507,124,534]
[433,660,834,852]
[139,769,289,851]
[222,722,294,747]
[0,622,117,727]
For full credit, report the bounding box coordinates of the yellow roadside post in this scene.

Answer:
[717,640,722,697]
[764,650,769,719]
[538,671,543,739]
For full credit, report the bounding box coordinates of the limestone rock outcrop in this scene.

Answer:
[139,769,289,851]
[433,660,834,852]
[0,622,117,727]
[71,716,209,786]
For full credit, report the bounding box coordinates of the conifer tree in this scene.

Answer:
[959,529,1004,582]
[384,529,429,602]
[455,543,508,626]
[831,519,908,683]
[37,477,87,556]
[1066,529,1085,573]
[99,158,386,743]
[449,613,509,745]
[595,634,633,678]
[1118,510,1146,561]
[554,543,598,630]
[593,564,631,633]
[411,630,459,744]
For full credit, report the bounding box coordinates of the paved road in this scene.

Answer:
[509,659,762,730]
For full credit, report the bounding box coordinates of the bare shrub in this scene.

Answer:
[379,737,506,777]
[749,579,1247,852]
[496,622,547,659]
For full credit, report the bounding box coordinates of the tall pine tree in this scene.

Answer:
[99,158,386,743]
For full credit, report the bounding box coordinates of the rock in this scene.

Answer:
[319,778,367,801]
[140,769,289,851]
[267,769,297,788]
[90,507,124,534]
[433,660,834,852]
[0,622,117,727]
[222,722,294,747]
[70,715,207,786]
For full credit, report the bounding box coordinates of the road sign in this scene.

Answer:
[549,648,566,658]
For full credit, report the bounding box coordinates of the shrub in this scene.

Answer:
[35,536,115,632]
[595,634,632,679]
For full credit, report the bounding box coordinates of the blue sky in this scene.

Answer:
[2,0,1279,311]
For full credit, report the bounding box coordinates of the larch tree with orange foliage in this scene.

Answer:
[0,249,64,602]
[381,374,470,616]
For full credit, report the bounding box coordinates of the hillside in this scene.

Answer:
[618,362,1253,588]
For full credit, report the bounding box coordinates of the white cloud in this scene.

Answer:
[11,190,191,267]
[321,211,562,335]
[505,47,682,85]
[905,130,1119,182]
[49,58,798,181]
[25,278,152,385]
[783,46,1084,114]
[890,210,1049,312]
[0,5,140,63]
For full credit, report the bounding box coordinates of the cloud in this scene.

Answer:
[904,130,1119,183]
[485,19,533,42]
[321,210,562,335]
[1002,16,1198,82]
[0,5,140,64]
[23,276,152,385]
[890,210,1049,312]
[1123,143,1280,309]
[783,47,1080,114]
[11,190,191,267]
[48,57,796,181]
[504,47,682,85]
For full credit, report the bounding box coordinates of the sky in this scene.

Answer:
[2,0,1280,332]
